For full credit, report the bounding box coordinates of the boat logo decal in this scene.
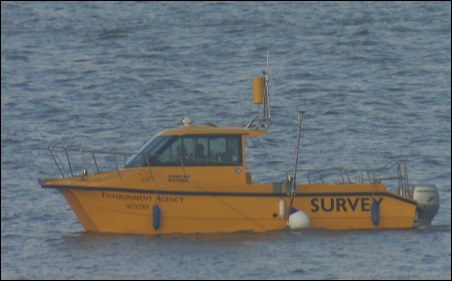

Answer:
[168,174,190,183]
[101,192,185,211]
[310,197,384,213]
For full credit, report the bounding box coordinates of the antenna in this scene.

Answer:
[266,51,269,71]
[289,111,305,208]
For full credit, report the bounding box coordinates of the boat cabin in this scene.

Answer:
[124,123,266,186]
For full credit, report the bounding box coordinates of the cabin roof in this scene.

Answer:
[159,125,267,138]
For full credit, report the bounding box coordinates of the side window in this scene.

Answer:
[208,136,241,165]
[209,137,226,163]
[225,137,240,164]
[151,135,242,166]
[192,137,208,164]
[182,137,196,163]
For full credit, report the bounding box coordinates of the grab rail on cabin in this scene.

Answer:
[287,160,410,195]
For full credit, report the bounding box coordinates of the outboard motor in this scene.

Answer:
[412,185,439,228]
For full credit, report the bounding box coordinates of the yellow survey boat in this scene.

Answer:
[39,69,439,235]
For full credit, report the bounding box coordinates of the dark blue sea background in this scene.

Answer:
[2,2,450,279]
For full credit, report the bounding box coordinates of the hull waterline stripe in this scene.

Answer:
[40,184,417,206]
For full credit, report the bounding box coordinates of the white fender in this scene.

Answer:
[288,209,310,230]
[279,199,285,219]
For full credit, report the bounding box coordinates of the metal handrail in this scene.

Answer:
[47,145,243,179]
[47,145,141,178]
[285,160,408,191]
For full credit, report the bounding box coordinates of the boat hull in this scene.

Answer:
[58,188,287,235]
[292,186,417,230]
[45,182,417,235]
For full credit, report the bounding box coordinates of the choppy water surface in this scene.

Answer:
[2,2,450,279]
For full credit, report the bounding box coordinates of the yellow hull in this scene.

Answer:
[59,188,287,235]
[44,172,417,235]
[293,184,417,230]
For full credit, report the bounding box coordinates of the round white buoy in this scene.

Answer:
[288,209,310,230]
[279,199,286,219]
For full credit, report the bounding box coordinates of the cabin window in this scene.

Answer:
[127,135,242,167]
[208,136,240,165]
[125,136,172,167]
[158,138,183,164]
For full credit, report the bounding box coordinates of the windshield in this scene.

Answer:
[125,136,172,167]
[125,134,243,167]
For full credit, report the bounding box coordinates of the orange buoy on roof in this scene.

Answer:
[252,76,264,104]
